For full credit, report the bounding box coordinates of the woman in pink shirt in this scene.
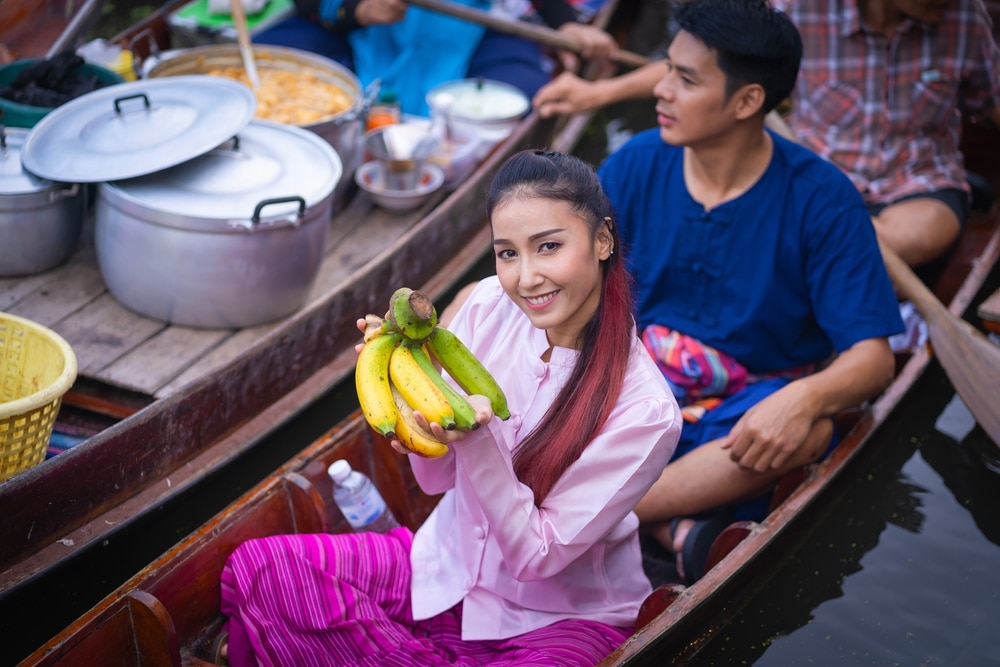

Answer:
[218,150,682,666]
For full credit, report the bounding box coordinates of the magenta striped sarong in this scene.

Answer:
[219,528,632,666]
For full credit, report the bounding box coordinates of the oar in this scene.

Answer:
[403,0,651,69]
[45,0,107,58]
[879,240,1000,446]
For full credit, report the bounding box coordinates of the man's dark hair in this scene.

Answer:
[672,0,802,114]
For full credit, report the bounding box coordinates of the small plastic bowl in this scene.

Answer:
[428,135,482,189]
[355,160,445,212]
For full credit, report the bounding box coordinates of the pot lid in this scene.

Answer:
[103,119,343,224]
[20,75,257,183]
[0,126,54,195]
[427,78,529,122]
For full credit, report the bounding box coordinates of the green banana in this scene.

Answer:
[389,342,457,430]
[356,331,402,438]
[427,326,510,420]
[407,342,479,430]
[387,287,438,341]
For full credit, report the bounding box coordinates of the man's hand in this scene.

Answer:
[555,23,617,71]
[355,0,407,26]
[720,381,830,473]
[533,72,599,119]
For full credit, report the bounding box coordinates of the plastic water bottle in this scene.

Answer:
[327,460,401,533]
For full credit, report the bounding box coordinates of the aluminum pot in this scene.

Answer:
[0,127,84,277]
[147,44,364,211]
[95,120,343,329]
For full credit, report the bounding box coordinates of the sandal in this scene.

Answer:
[211,630,229,666]
[670,509,732,585]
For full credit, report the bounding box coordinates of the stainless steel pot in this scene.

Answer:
[95,120,343,328]
[0,127,84,277]
[147,44,365,212]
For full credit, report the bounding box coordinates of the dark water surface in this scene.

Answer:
[693,357,1000,667]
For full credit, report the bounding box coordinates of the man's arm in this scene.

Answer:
[723,337,896,472]
[533,60,666,118]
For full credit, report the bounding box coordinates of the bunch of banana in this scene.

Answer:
[355,287,510,458]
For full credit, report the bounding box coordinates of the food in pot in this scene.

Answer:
[205,66,352,124]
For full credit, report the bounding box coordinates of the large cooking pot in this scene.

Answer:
[95,120,343,328]
[147,44,364,211]
[0,126,85,277]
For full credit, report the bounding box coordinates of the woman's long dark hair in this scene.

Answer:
[486,150,634,505]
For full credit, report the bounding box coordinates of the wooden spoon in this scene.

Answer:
[229,0,260,89]
[879,240,1000,446]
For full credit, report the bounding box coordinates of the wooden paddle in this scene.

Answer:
[403,0,651,69]
[879,240,1000,446]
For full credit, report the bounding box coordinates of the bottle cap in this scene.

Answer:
[327,459,351,483]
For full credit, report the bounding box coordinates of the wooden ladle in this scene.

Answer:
[229,0,260,89]
[880,240,1000,447]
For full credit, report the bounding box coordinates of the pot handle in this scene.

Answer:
[47,183,81,203]
[232,196,307,231]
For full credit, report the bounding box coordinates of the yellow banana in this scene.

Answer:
[391,386,449,458]
[389,342,457,430]
[387,287,438,341]
[427,327,510,420]
[410,342,479,431]
[356,331,402,438]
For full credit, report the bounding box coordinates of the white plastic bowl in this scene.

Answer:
[355,160,445,212]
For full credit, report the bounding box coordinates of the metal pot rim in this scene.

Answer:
[98,119,343,233]
[21,75,257,183]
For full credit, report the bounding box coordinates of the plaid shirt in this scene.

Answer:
[773,0,1000,204]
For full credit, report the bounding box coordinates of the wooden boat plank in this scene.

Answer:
[98,325,235,396]
[2,257,105,327]
[49,293,166,376]
[0,241,99,312]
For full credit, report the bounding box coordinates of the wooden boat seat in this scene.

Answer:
[27,590,180,667]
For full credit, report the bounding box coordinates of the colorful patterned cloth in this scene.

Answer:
[641,325,815,423]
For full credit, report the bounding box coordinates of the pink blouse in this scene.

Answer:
[409,277,681,640]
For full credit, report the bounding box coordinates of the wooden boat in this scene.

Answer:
[0,0,641,661]
[16,105,1000,666]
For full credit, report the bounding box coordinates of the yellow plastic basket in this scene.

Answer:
[0,312,77,482]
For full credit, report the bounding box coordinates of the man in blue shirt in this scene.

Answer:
[598,0,903,584]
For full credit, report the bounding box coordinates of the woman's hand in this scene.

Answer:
[389,395,493,454]
[556,23,618,71]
